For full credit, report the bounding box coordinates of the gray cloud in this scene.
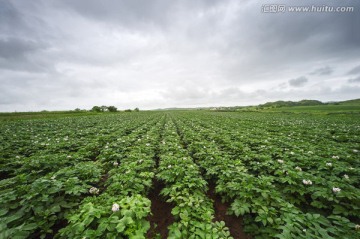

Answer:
[0,37,52,72]
[0,0,360,111]
[348,75,360,83]
[288,77,308,87]
[0,1,54,72]
[310,66,333,76]
[0,37,40,59]
[347,65,360,75]
[0,0,26,35]
[55,0,223,29]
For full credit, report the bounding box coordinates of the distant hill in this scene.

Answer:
[152,99,360,111]
[337,98,360,105]
[259,100,323,108]
[153,107,198,111]
[249,98,360,114]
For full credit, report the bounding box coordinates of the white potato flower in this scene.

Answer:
[302,179,312,185]
[89,187,100,195]
[112,203,120,212]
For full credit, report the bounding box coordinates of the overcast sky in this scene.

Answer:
[1,0,360,111]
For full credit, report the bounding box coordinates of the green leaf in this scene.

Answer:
[172,206,180,215]
[22,223,38,231]
[0,209,8,217]
[116,222,125,233]
[50,205,61,214]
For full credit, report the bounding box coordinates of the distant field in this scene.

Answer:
[261,104,360,114]
[0,111,113,121]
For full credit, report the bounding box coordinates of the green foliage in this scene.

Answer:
[0,110,359,239]
[59,194,151,239]
[91,105,118,112]
[175,111,360,238]
[91,106,102,112]
[107,106,118,112]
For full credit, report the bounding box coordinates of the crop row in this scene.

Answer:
[156,116,233,239]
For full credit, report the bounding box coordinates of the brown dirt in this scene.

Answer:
[98,172,109,190]
[44,219,68,239]
[207,182,252,239]
[147,180,175,239]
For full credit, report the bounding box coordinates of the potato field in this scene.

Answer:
[1,111,359,239]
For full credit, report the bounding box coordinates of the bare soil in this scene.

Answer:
[147,180,175,239]
[207,182,252,239]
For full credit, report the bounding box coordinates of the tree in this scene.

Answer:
[134,107,139,112]
[91,106,101,112]
[124,109,132,112]
[100,105,108,112]
[108,106,117,112]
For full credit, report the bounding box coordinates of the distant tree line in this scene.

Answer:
[87,106,140,112]
[124,108,139,112]
[91,105,118,112]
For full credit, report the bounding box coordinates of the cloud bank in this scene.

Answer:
[0,0,359,111]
